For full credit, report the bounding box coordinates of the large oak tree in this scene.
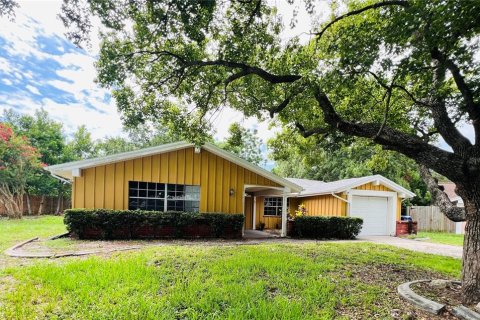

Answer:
[60,0,480,303]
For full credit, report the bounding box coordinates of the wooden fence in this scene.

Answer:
[407,206,457,233]
[0,195,71,216]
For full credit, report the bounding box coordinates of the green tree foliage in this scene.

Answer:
[0,123,42,218]
[1,110,71,214]
[94,121,192,156]
[65,125,96,160]
[269,130,430,206]
[219,123,263,165]
[59,0,480,301]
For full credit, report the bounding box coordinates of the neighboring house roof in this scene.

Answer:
[439,183,464,204]
[286,175,416,199]
[45,141,303,192]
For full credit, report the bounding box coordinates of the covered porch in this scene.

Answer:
[243,185,296,237]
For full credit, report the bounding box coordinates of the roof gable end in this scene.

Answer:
[45,141,302,192]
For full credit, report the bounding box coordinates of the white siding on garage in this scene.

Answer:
[350,196,389,236]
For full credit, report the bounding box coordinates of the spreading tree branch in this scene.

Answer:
[295,122,330,138]
[185,60,301,84]
[310,85,464,179]
[126,50,302,85]
[315,0,410,40]
[431,47,480,144]
[418,164,466,222]
[366,69,472,153]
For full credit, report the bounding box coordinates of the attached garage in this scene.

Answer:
[350,196,390,236]
[286,176,416,236]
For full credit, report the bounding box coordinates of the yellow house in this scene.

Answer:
[46,141,415,237]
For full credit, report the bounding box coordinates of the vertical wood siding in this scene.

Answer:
[73,148,281,213]
[247,182,406,229]
[254,196,282,229]
[298,194,347,217]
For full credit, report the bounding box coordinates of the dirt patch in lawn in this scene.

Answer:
[11,236,335,259]
[335,263,459,319]
[410,280,478,316]
[412,281,463,308]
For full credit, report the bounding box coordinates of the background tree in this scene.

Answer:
[0,0,17,19]
[0,123,42,218]
[59,0,480,302]
[219,123,263,165]
[64,125,97,160]
[2,109,70,214]
[269,129,430,206]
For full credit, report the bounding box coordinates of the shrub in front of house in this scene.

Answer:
[64,209,244,240]
[293,216,363,239]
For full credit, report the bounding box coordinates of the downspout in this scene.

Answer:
[49,172,72,185]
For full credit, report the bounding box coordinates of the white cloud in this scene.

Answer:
[0,56,13,73]
[25,84,40,95]
[0,0,122,140]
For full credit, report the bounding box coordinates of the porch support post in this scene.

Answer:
[253,196,257,230]
[281,188,289,237]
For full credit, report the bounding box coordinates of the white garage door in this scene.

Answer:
[350,196,389,236]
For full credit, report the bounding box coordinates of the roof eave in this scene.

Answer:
[45,141,302,192]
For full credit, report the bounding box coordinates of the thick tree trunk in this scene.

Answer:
[37,194,45,216]
[26,193,32,215]
[55,189,63,215]
[461,190,480,304]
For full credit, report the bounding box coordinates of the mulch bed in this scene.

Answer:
[340,264,459,320]
[412,281,463,307]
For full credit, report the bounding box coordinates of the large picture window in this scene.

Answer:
[128,181,200,212]
[263,197,286,216]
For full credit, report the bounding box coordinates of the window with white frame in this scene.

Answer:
[263,197,286,216]
[128,181,200,212]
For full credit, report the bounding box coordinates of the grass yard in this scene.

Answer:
[0,215,66,251]
[409,231,464,247]
[0,234,461,319]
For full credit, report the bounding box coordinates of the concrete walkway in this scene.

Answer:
[243,230,279,239]
[360,236,462,259]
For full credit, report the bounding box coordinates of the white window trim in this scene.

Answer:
[128,181,200,212]
[263,196,284,217]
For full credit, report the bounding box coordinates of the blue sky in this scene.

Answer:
[0,2,126,139]
[0,1,474,160]
[0,1,283,148]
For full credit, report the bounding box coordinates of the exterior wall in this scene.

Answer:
[72,147,281,213]
[296,194,347,217]
[254,196,282,229]
[251,182,404,229]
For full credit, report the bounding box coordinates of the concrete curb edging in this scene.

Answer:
[452,306,480,320]
[397,280,446,314]
[48,232,70,240]
[4,237,38,257]
[4,237,142,258]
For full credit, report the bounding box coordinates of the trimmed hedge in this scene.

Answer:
[64,209,244,240]
[293,216,363,239]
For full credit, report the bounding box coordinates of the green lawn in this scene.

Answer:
[0,217,462,319]
[409,231,464,247]
[0,215,66,251]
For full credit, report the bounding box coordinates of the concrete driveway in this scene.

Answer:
[360,236,462,259]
